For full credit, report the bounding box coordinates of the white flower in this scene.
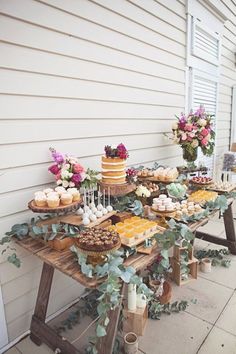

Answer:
[85,173,91,180]
[80,172,86,181]
[68,172,73,178]
[198,118,207,127]
[135,185,151,198]
[172,121,178,130]
[62,180,69,188]
[61,169,71,179]
[64,163,70,169]
[69,157,78,164]
[57,179,62,185]
[191,139,199,148]
[69,181,75,187]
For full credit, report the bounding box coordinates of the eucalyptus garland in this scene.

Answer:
[70,246,152,354]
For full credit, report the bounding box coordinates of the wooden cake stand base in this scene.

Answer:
[99,182,136,197]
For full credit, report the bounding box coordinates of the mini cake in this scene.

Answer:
[35,194,47,207]
[43,188,54,195]
[67,188,80,201]
[101,144,128,185]
[61,193,73,205]
[47,195,60,208]
[76,228,120,252]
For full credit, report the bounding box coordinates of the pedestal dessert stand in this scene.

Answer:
[74,239,122,266]
[99,181,136,197]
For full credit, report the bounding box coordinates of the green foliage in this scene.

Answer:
[195,248,231,268]
[112,195,136,212]
[81,168,100,190]
[205,195,228,214]
[128,199,143,216]
[154,219,194,251]
[148,299,189,320]
[7,253,21,268]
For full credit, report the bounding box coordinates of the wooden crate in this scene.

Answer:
[123,306,148,336]
[173,245,193,262]
[170,257,198,286]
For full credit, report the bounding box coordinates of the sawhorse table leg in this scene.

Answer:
[30,262,81,354]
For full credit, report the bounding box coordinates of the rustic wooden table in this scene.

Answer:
[15,200,236,354]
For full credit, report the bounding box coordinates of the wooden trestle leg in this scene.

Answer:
[223,203,236,255]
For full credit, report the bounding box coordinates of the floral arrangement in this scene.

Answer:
[135,185,151,198]
[171,106,215,159]
[48,148,99,189]
[126,168,137,183]
[104,143,129,159]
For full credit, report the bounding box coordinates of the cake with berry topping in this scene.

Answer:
[76,228,121,252]
[101,144,129,184]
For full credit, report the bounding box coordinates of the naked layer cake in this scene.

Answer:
[101,144,129,185]
[76,228,121,252]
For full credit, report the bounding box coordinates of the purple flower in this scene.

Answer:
[48,164,60,175]
[71,173,82,185]
[52,151,64,164]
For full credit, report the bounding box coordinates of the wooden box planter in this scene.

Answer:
[173,245,193,262]
[149,279,172,304]
[170,257,198,286]
[47,235,74,251]
[123,305,148,336]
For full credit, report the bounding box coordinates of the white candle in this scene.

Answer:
[128,284,136,311]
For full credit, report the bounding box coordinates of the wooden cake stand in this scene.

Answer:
[74,240,122,265]
[28,199,82,213]
[99,181,136,197]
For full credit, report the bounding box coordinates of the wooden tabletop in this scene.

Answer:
[15,236,160,289]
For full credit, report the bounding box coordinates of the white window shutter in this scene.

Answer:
[192,19,221,66]
[191,71,218,172]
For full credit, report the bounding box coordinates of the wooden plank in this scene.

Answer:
[30,316,81,354]
[15,236,47,254]
[60,211,117,228]
[223,203,236,255]
[195,231,230,248]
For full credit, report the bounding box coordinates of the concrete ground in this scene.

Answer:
[5,206,236,354]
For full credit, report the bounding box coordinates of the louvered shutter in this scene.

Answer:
[191,71,218,173]
[192,19,221,66]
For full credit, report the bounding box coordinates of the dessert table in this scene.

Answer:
[14,197,236,354]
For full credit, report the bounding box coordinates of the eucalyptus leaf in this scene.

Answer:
[96,324,106,337]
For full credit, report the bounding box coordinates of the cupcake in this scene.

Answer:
[61,193,73,205]
[67,188,80,201]
[43,188,54,195]
[55,186,66,196]
[35,194,47,207]
[34,191,46,197]
[47,195,60,208]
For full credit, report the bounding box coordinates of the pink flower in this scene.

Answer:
[184,124,193,132]
[201,128,209,137]
[201,138,208,146]
[48,164,60,175]
[187,136,193,142]
[188,132,195,138]
[56,173,61,180]
[73,163,85,174]
[181,133,187,141]
[71,173,82,185]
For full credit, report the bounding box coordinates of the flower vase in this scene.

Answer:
[182,146,198,169]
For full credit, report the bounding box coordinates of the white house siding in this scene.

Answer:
[217,0,236,161]
[0,0,186,344]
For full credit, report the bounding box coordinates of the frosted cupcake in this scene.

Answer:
[43,188,54,195]
[55,186,66,196]
[67,188,80,201]
[35,194,47,207]
[61,193,73,205]
[47,195,60,208]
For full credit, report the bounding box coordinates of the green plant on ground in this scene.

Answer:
[195,248,231,268]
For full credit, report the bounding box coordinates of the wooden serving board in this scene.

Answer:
[99,181,136,196]
[121,226,164,248]
[59,210,117,228]
[206,184,236,194]
[136,241,157,255]
[28,199,82,213]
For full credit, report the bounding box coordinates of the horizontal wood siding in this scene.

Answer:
[217,0,236,164]
[0,0,186,343]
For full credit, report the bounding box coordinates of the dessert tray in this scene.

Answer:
[120,227,164,248]
[60,210,117,228]
[28,199,82,213]
[206,183,236,194]
[189,177,213,186]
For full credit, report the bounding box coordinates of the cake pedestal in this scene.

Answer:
[99,181,136,197]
